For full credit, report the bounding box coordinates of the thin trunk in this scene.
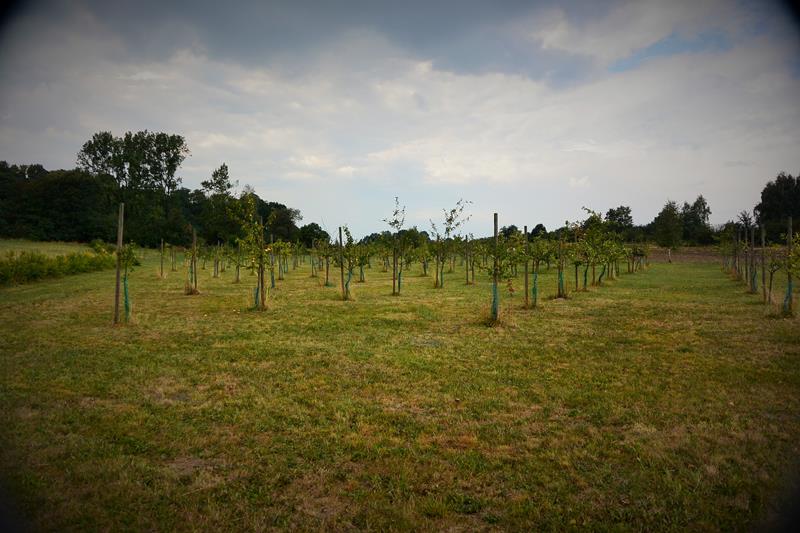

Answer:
[392,244,397,295]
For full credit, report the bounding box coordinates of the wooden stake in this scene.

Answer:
[113,202,124,325]
[524,225,529,309]
[787,216,794,315]
[259,221,266,309]
[750,225,756,293]
[465,236,470,285]
[761,224,767,304]
[492,213,499,322]
[192,228,198,291]
[339,227,346,300]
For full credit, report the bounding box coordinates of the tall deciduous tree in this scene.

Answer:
[298,223,330,248]
[605,206,633,236]
[653,201,683,262]
[681,195,713,245]
[755,172,800,241]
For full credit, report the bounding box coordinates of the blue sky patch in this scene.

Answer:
[609,31,732,72]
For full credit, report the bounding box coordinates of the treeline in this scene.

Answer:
[0,131,328,248]
[1,128,795,250]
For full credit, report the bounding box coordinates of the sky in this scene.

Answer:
[0,0,799,238]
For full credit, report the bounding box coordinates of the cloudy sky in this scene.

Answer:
[1,0,798,237]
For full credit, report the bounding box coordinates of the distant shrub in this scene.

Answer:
[0,250,115,286]
[89,239,115,254]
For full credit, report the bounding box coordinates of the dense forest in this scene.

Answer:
[0,131,797,249]
[0,131,329,248]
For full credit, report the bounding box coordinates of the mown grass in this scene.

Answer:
[0,239,90,256]
[1,240,799,531]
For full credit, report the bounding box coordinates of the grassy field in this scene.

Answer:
[1,240,799,531]
[0,239,91,256]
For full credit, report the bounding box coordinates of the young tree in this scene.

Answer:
[119,242,139,323]
[764,245,785,306]
[238,195,268,310]
[430,199,470,289]
[316,238,335,287]
[334,226,358,300]
[184,227,199,295]
[384,197,406,295]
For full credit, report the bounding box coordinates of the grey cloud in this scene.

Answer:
[2,0,618,81]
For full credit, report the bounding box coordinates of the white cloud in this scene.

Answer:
[0,1,798,237]
[528,0,743,65]
[569,176,591,189]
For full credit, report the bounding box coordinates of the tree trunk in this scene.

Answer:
[392,244,397,295]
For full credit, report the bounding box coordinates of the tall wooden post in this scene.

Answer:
[786,216,794,315]
[258,219,266,309]
[192,228,198,291]
[491,213,499,322]
[750,226,757,293]
[160,238,164,279]
[464,236,468,284]
[524,225,529,309]
[761,224,767,303]
[339,227,346,301]
[113,203,125,325]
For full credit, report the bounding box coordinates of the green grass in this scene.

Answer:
[0,238,91,256]
[1,240,799,531]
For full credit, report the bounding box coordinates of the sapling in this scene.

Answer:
[430,199,470,289]
[119,241,139,323]
[384,197,406,295]
[477,216,524,321]
[417,241,432,277]
[334,226,358,300]
[184,228,199,295]
[527,237,549,308]
[238,197,268,310]
[356,242,370,283]
[225,243,245,283]
[765,245,785,306]
[316,238,335,287]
